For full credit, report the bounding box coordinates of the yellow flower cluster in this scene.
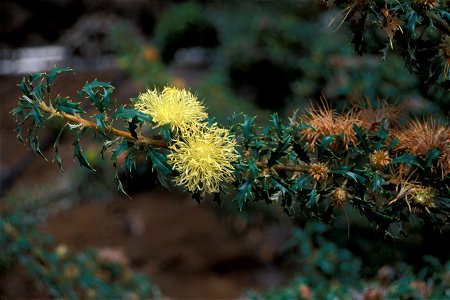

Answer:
[134,87,239,194]
[134,87,207,132]
[167,124,238,194]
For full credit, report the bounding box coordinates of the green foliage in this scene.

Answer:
[11,67,450,236]
[330,0,449,112]
[247,223,450,299]
[0,211,160,299]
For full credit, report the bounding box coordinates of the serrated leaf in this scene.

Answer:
[29,127,46,160]
[31,81,44,100]
[53,125,66,172]
[28,106,43,126]
[94,114,107,131]
[309,187,318,215]
[331,167,367,183]
[80,80,114,113]
[47,67,73,86]
[270,113,283,136]
[73,138,95,171]
[147,147,173,176]
[405,11,420,35]
[235,180,253,210]
[290,175,310,191]
[17,79,31,96]
[270,177,293,196]
[113,106,152,123]
[353,124,370,153]
[114,168,129,197]
[159,125,171,143]
[268,135,290,167]
[424,148,440,169]
[112,140,131,162]
[242,115,256,142]
[248,158,260,178]
[292,140,310,163]
[372,172,385,191]
[391,153,422,168]
[318,135,335,159]
[54,97,85,115]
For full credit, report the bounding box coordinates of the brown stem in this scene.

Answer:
[39,102,168,149]
[256,161,310,173]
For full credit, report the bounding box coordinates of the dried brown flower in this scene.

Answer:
[300,104,363,149]
[370,150,392,168]
[395,119,450,177]
[357,102,402,131]
[390,183,435,212]
[331,187,348,208]
[381,7,403,49]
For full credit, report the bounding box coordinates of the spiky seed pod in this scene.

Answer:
[370,150,391,168]
[331,187,348,208]
[309,162,329,182]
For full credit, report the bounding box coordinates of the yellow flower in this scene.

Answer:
[134,87,208,131]
[167,124,239,194]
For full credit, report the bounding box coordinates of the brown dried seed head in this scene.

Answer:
[309,162,329,181]
[370,150,391,168]
[332,187,348,208]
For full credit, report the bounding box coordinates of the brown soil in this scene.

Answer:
[0,69,290,299]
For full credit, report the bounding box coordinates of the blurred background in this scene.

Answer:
[1,0,449,299]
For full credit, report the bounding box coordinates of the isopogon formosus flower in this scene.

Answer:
[167,123,239,194]
[134,86,208,132]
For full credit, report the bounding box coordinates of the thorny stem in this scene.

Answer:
[256,161,310,173]
[36,101,399,180]
[39,100,314,173]
[38,101,168,149]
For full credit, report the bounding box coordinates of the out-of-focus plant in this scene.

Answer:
[0,211,160,299]
[327,0,450,112]
[247,223,450,299]
[152,2,218,63]
[10,67,449,236]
